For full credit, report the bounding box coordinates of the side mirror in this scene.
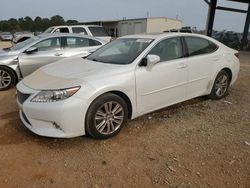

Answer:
[141,55,160,70]
[25,46,38,54]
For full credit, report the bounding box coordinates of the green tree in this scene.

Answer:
[0,15,80,32]
[50,15,65,26]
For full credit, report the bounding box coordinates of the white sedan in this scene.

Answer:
[16,33,240,139]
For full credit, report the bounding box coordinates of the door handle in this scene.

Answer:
[177,63,188,69]
[54,52,63,56]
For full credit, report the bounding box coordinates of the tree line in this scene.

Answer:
[0,15,78,32]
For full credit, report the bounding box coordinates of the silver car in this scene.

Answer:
[0,33,106,90]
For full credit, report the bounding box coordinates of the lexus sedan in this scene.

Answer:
[16,33,240,139]
[0,33,106,90]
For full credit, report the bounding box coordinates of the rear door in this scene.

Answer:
[184,36,219,99]
[18,37,64,77]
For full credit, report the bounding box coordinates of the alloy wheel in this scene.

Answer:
[0,69,12,89]
[94,101,124,135]
[214,74,229,97]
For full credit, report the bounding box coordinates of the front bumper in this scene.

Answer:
[16,82,89,138]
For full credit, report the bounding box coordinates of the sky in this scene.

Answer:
[0,0,248,32]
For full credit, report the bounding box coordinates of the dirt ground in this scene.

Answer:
[0,41,249,187]
[0,41,12,49]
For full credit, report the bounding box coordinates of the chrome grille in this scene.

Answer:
[17,90,30,105]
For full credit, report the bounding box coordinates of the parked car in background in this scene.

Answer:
[43,25,112,42]
[212,30,241,50]
[16,33,240,139]
[0,32,13,41]
[13,31,34,43]
[165,27,193,33]
[0,33,106,90]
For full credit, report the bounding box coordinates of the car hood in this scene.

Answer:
[0,50,20,57]
[22,56,131,90]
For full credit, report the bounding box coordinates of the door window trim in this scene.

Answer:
[32,37,63,51]
[183,36,219,58]
[139,36,186,66]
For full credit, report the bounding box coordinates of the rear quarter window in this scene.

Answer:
[185,36,218,57]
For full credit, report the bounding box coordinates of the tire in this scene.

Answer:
[85,93,128,139]
[0,66,16,91]
[209,70,230,100]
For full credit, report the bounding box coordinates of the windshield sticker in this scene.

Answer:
[136,39,152,43]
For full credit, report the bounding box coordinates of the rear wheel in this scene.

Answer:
[209,70,230,100]
[0,66,16,91]
[85,93,128,139]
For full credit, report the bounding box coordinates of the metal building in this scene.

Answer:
[80,17,182,37]
[117,17,182,37]
[205,0,250,49]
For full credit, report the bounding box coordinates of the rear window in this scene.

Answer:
[88,27,109,36]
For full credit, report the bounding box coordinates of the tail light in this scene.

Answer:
[234,52,239,59]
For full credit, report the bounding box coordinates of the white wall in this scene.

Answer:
[146,18,182,33]
[118,19,147,36]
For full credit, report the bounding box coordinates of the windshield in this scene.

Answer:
[88,27,109,37]
[43,27,54,34]
[11,37,38,51]
[2,32,11,35]
[87,38,153,65]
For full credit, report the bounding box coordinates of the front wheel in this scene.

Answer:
[0,66,16,91]
[85,93,128,139]
[209,70,230,100]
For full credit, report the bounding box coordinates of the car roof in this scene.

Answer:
[1,32,12,34]
[49,25,104,28]
[38,33,102,40]
[119,32,212,40]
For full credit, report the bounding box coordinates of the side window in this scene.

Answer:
[65,37,90,48]
[54,27,69,33]
[89,39,102,46]
[185,37,218,56]
[34,37,61,51]
[72,27,87,34]
[148,37,183,62]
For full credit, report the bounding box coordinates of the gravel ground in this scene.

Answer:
[0,43,249,187]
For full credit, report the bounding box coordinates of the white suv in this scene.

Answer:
[43,25,112,42]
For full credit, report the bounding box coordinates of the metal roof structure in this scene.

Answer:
[204,0,250,49]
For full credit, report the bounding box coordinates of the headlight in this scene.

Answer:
[31,86,80,102]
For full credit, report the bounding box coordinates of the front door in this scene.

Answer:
[19,37,64,77]
[135,37,188,114]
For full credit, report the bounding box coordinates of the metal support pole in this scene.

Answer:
[241,3,250,50]
[206,0,217,36]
